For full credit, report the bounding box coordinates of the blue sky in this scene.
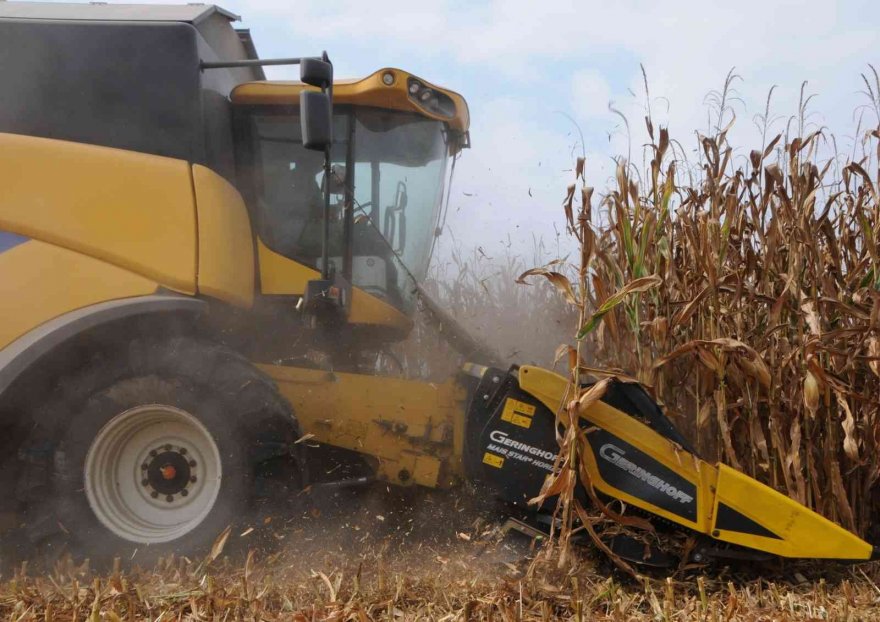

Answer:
[23,0,880,259]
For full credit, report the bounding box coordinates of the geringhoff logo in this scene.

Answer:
[489,430,557,462]
[599,443,694,505]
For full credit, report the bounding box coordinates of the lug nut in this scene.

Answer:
[149,450,157,457]
[190,476,197,483]
[189,460,197,468]
[179,447,187,455]
[141,479,149,487]
[166,495,174,503]
[181,489,189,497]
[150,491,159,499]
[141,463,148,470]
[164,444,172,451]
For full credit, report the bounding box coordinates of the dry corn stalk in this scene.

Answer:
[530,69,880,538]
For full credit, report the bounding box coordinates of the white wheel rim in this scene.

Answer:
[84,404,222,545]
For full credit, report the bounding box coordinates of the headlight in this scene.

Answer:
[407,77,455,119]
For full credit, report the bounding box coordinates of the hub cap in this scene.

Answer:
[84,405,222,544]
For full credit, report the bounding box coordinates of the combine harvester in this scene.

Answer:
[0,2,875,567]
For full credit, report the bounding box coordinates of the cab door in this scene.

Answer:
[234,105,412,336]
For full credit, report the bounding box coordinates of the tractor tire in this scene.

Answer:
[13,337,303,568]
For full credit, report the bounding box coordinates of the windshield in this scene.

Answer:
[246,106,448,313]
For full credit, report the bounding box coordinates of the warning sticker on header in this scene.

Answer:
[483,452,505,468]
[500,398,536,428]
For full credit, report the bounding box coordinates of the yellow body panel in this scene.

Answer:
[517,366,569,413]
[0,239,158,350]
[259,364,466,487]
[232,68,470,133]
[257,240,413,332]
[257,239,323,295]
[0,133,197,294]
[713,464,871,559]
[517,365,873,559]
[192,165,254,307]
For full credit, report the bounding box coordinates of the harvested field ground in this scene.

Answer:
[2,486,880,620]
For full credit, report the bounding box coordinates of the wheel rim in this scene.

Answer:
[84,404,223,545]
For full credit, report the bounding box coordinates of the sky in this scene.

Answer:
[24,0,880,260]
[224,0,880,260]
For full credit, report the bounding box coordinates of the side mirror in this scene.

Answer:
[300,91,332,150]
[300,58,332,88]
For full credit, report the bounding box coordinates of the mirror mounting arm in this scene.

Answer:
[297,52,344,317]
[200,57,309,71]
[318,52,334,281]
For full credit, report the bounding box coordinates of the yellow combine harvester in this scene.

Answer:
[0,2,875,567]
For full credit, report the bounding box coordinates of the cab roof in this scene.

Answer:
[0,2,239,23]
[233,68,470,134]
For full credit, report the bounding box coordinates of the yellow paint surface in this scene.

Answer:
[192,165,254,307]
[259,364,466,487]
[233,68,469,133]
[0,133,196,293]
[713,464,872,559]
[0,240,157,349]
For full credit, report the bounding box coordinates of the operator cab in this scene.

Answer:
[231,70,469,329]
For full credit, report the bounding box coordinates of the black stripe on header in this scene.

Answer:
[715,502,782,539]
[585,428,698,522]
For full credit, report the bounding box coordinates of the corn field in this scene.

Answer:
[528,68,880,540]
